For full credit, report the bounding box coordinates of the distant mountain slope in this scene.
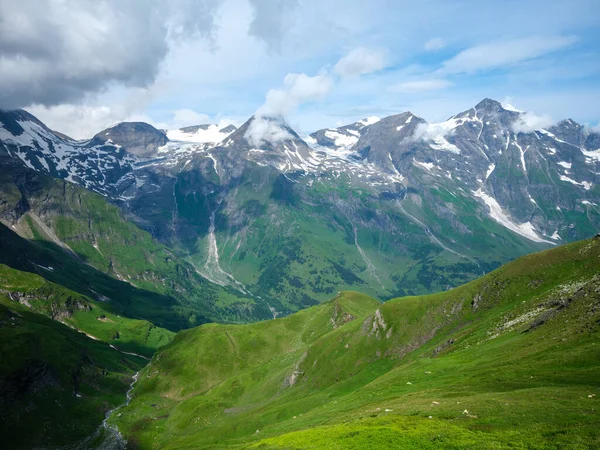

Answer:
[112,236,600,449]
[0,162,268,328]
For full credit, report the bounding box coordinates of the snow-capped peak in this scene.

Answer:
[167,123,237,144]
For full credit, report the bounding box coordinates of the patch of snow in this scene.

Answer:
[559,175,592,190]
[167,124,235,144]
[32,263,54,271]
[514,140,527,172]
[358,116,380,127]
[430,137,460,154]
[501,102,522,113]
[557,161,572,169]
[538,129,572,145]
[414,160,435,171]
[581,148,600,161]
[324,130,359,149]
[472,188,554,244]
[485,163,496,180]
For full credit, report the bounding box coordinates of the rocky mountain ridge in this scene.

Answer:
[1,98,599,312]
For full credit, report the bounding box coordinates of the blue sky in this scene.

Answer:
[5,0,599,138]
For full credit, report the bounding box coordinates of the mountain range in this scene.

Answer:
[1,98,600,449]
[1,99,599,320]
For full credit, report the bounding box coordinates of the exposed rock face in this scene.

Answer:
[282,352,307,388]
[330,299,357,329]
[89,122,168,158]
[363,308,389,340]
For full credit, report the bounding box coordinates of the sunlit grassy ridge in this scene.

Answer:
[114,238,600,449]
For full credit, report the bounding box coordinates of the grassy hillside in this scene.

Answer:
[0,263,173,357]
[0,294,146,450]
[113,238,600,449]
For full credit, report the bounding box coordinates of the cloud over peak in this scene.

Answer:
[511,111,555,133]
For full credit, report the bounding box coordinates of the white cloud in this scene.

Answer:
[244,116,293,146]
[511,112,555,133]
[424,38,446,51]
[412,121,454,142]
[391,79,452,93]
[171,109,211,128]
[247,71,333,145]
[28,104,137,140]
[257,73,333,117]
[0,0,224,109]
[441,35,577,74]
[334,47,388,77]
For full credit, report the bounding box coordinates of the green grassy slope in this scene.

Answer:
[0,263,173,357]
[113,238,600,449]
[0,294,146,450]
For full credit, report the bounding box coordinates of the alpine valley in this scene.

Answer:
[1,98,599,449]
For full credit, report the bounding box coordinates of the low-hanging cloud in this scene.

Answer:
[247,44,392,145]
[511,112,555,133]
[334,47,388,77]
[245,117,293,147]
[246,72,333,146]
[411,121,455,143]
[0,0,223,109]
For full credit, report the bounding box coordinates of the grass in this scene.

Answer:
[0,294,146,450]
[112,237,600,449]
